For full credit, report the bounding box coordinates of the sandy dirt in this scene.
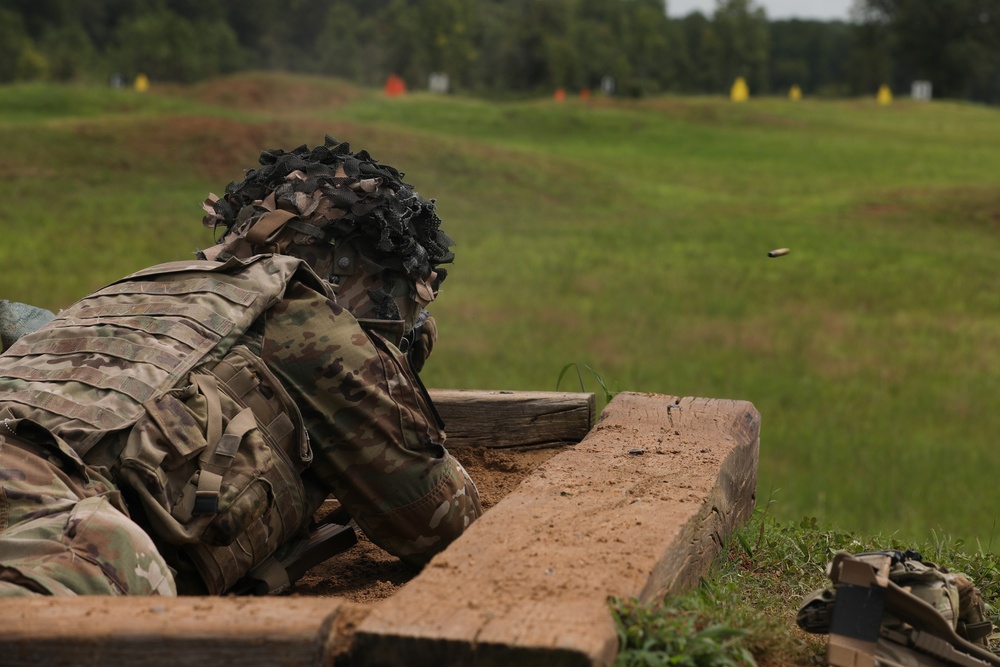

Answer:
[287,446,566,603]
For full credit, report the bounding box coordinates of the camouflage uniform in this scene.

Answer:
[0,422,176,596]
[0,254,480,598]
[261,279,480,563]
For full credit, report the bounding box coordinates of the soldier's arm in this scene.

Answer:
[261,282,481,566]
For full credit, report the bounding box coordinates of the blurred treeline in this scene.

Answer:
[0,0,997,102]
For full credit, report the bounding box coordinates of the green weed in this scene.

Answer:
[613,598,757,667]
[556,362,618,406]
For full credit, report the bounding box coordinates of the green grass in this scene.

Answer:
[3,76,1000,549]
[337,93,1000,548]
[0,81,204,122]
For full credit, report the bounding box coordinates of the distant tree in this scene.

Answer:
[0,7,36,83]
[0,8,25,83]
[404,0,479,90]
[9,0,989,104]
[377,0,480,91]
[538,0,579,91]
[712,0,770,94]
[855,0,1000,101]
[313,1,370,83]
[165,0,225,23]
[574,0,629,93]
[620,0,678,95]
[325,0,393,19]
[215,0,318,71]
[771,20,852,95]
[568,0,678,96]
[847,1,894,96]
[376,0,426,87]
[68,0,159,52]
[39,22,99,81]
[472,0,536,94]
[278,0,341,71]
[674,11,717,92]
[0,0,74,40]
[472,0,563,94]
[18,48,49,80]
[111,9,242,83]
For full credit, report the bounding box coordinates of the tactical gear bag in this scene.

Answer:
[797,550,999,667]
[121,344,314,595]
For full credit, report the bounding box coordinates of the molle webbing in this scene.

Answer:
[69,303,237,337]
[9,336,186,369]
[0,256,301,457]
[46,314,216,350]
[214,361,293,443]
[180,347,312,594]
[190,519,275,595]
[94,277,258,305]
[116,343,312,595]
[0,365,158,403]
[188,374,257,516]
[0,388,126,431]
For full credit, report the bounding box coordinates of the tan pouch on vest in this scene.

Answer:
[119,346,312,594]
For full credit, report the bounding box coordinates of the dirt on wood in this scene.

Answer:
[287,446,566,604]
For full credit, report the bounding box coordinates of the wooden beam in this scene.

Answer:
[350,392,760,666]
[428,389,595,449]
[0,596,367,667]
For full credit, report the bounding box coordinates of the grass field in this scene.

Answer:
[3,72,999,553]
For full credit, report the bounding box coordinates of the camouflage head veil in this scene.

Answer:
[198,136,454,329]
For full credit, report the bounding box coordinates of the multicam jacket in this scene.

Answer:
[0,254,480,594]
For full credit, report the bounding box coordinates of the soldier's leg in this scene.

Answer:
[0,436,176,596]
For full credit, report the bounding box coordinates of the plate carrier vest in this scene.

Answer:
[0,254,324,594]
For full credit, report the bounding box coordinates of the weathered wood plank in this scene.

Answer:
[428,389,595,449]
[0,596,367,667]
[350,392,760,667]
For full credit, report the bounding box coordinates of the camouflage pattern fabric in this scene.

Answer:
[0,255,303,458]
[0,423,176,596]
[256,279,481,564]
[798,551,999,667]
[0,254,480,594]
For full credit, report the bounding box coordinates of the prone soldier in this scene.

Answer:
[0,136,482,596]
